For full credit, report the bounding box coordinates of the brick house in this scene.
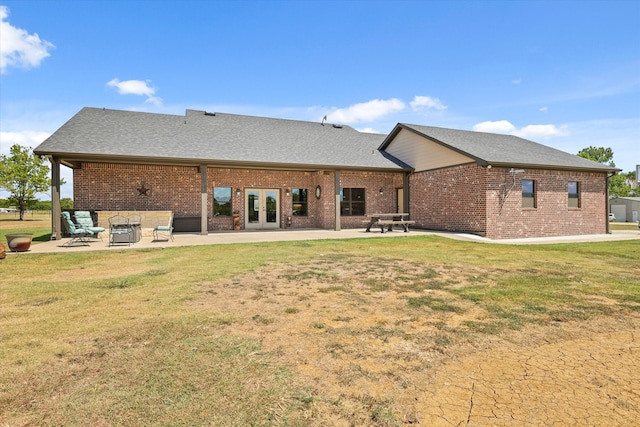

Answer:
[34,107,617,240]
[380,124,618,239]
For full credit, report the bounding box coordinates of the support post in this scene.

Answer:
[200,165,208,235]
[606,172,613,234]
[334,170,341,231]
[403,172,410,217]
[50,157,62,240]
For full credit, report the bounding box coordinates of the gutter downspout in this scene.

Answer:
[606,171,616,234]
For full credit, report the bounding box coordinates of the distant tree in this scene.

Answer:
[61,197,74,210]
[577,146,616,166]
[609,173,632,198]
[628,171,638,197]
[0,145,52,220]
[577,146,616,167]
[577,146,634,197]
[30,200,51,211]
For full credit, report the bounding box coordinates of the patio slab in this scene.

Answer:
[6,228,639,255]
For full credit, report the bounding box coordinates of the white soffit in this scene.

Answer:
[386,128,473,172]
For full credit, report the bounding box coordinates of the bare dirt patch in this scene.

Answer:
[190,255,640,426]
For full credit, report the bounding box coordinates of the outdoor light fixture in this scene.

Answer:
[315,185,322,199]
[285,188,291,196]
[379,188,384,195]
[235,188,241,196]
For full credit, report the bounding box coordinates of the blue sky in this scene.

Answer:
[1,0,639,200]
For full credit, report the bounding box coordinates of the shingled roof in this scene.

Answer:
[380,123,619,172]
[34,107,409,171]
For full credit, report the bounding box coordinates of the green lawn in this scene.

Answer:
[610,221,639,231]
[1,234,639,426]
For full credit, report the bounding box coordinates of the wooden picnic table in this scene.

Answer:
[364,213,415,233]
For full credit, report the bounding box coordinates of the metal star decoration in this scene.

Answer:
[136,181,151,196]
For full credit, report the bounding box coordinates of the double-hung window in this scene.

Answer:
[292,188,308,216]
[340,188,365,216]
[568,181,580,208]
[213,187,232,217]
[522,180,536,208]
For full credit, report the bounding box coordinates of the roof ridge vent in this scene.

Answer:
[332,124,343,129]
[204,111,216,116]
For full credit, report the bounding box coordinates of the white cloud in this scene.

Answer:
[472,120,568,139]
[354,127,379,134]
[512,78,522,85]
[410,96,447,111]
[107,78,162,106]
[0,130,51,155]
[473,120,517,134]
[514,124,568,139]
[539,106,548,112]
[326,98,405,123]
[0,6,55,74]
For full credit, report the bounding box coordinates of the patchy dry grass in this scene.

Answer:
[1,236,639,425]
[0,211,53,244]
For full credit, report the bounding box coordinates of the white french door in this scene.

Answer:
[245,189,280,229]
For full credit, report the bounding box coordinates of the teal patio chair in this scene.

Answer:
[61,212,93,247]
[153,212,174,241]
[74,211,106,240]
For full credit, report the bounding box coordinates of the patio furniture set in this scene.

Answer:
[60,211,173,247]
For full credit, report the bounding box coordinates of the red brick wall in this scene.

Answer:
[74,163,405,231]
[410,163,487,235]
[339,171,405,228]
[74,162,607,238]
[209,168,321,230]
[409,163,608,239]
[73,163,201,214]
[485,167,607,239]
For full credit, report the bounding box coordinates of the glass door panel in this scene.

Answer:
[266,191,277,224]
[245,189,279,229]
[247,190,260,224]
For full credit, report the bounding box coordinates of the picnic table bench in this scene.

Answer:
[364,213,416,233]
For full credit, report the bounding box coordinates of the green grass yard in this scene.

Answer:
[1,217,639,425]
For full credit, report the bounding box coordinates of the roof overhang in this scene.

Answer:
[483,162,619,173]
[42,152,412,173]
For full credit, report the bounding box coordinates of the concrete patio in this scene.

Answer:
[7,227,640,255]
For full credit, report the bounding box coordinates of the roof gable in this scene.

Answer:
[380,123,619,173]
